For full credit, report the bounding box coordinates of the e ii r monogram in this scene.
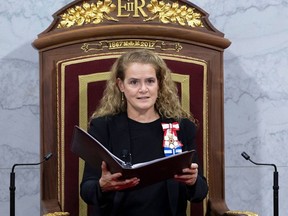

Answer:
[117,0,148,17]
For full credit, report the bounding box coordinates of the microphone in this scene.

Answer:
[10,153,53,216]
[121,149,132,168]
[241,151,277,171]
[241,151,279,216]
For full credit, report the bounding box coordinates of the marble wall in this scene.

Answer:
[0,0,287,215]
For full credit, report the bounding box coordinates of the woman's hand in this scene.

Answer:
[174,163,198,186]
[99,161,140,192]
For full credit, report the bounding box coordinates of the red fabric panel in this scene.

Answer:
[58,56,204,216]
[59,58,118,216]
[166,60,204,165]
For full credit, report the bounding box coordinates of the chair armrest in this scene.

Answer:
[209,199,258,216]
[41,199,70,216]
[208,199,230,216]
[225,211,258,216]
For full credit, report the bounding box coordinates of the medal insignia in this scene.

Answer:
[162,122,183,156]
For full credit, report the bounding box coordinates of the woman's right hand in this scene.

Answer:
[99,161,140,192]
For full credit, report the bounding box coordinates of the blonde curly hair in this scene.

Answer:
[90,49,196,123]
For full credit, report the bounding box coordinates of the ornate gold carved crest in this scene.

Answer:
[57,0,203,28]
[57,0,118,28]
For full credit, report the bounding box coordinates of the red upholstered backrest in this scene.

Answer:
[56,51,207,216]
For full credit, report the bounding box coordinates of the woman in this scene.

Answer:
[80,49,208,216]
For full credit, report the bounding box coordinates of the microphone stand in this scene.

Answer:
[10,153,52,216]
[241,152,279,216]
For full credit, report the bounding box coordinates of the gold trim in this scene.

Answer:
[56,62,61,212]
[81,40,183,52]
[56,62,67,210]
[61,63,66,210]
[203,59,208,215]
[57,52,208,216]
[226,211,259,216]
[171,73,190,112]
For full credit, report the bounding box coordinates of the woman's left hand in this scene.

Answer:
[174,163,198,186]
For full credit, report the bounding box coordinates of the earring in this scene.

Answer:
[121,92,124,101]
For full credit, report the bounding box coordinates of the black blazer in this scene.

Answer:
[80,112,208,216]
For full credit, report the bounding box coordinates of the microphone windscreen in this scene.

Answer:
[241,152,250,160]
[44,153,53,161]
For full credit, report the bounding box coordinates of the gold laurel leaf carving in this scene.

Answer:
[57,0,118,28]
[144,0,203,27]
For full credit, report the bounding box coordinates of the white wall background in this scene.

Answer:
[0,0,287,215]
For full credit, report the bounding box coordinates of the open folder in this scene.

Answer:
[71,125,195,188]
